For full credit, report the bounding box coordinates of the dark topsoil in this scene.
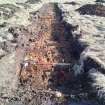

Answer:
[76,4,105,17]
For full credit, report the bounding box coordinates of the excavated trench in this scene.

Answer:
[0,3,105,105]
[16,4,85,102]
[18,3,86,92]
[6,3,89,105]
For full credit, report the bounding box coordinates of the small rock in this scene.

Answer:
[0,37,3,42]
[6,33,13,41]
[8,27,14,34]
[55,91,63,98]
[24,62,29,68]
[0,22,7,28]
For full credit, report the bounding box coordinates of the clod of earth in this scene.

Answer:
[76,4,105,17]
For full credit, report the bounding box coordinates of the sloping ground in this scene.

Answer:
[0,1,103,105]
[58,1,105,64]
[0,3,79,105]
[0,4,19,20]
[58,1,105,104]
[17,3,85,104]
[0,2,98,105]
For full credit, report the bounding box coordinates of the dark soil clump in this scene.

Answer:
[76,4,105,17]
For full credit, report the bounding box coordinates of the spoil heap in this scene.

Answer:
[76,4,105,17]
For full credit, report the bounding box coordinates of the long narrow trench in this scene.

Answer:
[19,3,75,89]
[0,3,103,105]
[16,3,87,104]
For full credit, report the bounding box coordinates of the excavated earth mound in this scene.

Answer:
[76,4,105,17]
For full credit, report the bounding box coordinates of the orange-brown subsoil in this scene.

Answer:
[19,3,75,90]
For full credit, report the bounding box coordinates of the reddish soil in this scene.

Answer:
[18,3,75,90]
